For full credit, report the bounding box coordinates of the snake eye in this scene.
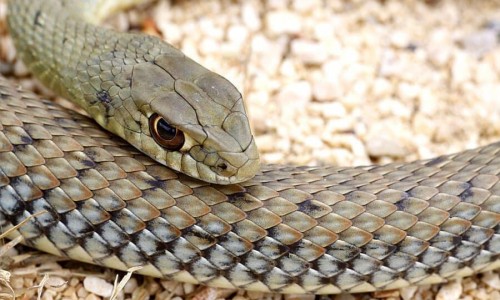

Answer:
[149,114,185,150]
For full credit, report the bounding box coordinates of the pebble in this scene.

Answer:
[400,285,418,300]
[390,30,411,48]
[427,29,452,67]
[84,293,101,300]
[275,81,312,113]
[83,277,113,298]
[46,276,67,291]
[474,61,497,83]
[460,29,498,57]
[316,102,347,118]
[241,3,261,31]
[291,39,329,65]
[481,272,500,290]
[123,277,138,294]
[266,11,302,35]
[451,52,472,87]
[436,281,463,300]
[77,286,88,298]
[251,34,285,75]
[366,136,409,158]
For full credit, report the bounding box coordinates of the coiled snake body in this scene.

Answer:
[1,0,500,295]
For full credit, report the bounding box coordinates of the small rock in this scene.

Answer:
[312,78,342,102]
[390,30,411,48]
[266,11,302,35]
[227,25,249,46]
[267,0,288,9]
[400,285,418,300]
[291,39,328,65]
[481,272,500,290]
[46,276,67,292]
[436,280,462,300]
[451,52,472,87]
[318,102,347,118]
[366,137,409,158]
[77,286,89,298]
[242,3,261,31]
[84,293,101,300]
[251,34,285,75]
[418,88,440,115]
[123,277,138,294]
[276,81,312,105]
[379,49,403,77]
[292,0,321,13]
[371,78,393,99]
[183,283,196,294]
[427,29,452,67]
[462,279,477,292]
[83,276,113,298]
[460,29,498,57]
[474,61,497,83]
[396,82,420,100]
[62,286,76,297]
[13,59,29,77]
[41,289,57,300]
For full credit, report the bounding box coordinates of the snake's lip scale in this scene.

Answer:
[3,0,500,295]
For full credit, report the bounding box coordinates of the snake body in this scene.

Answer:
[2,0,500,295]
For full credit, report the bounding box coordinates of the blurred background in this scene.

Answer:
[0,0,500,299]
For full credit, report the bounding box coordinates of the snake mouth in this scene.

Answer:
[210,137,260,183]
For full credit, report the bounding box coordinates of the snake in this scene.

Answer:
[1,0,500,295]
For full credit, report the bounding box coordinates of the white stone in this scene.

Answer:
[366,136,409,158]
[371,78,393,99]
[292,0,321,13]
[123,277,138,294]
[83,276,113,298]
[481,272,500,290]
[400,285,418,300]
[474,61,497,83]
[251,34,285,75]
[396,82,420,100]
[427,29,452,67]
[315,102,347,118]
[46,276,67,291]
[451,52,472,87]
[461,29,498,57]
[436,280,462,300]
[242,3,261,31]
[227,25,249,45]
[291,39,328,65]
[418,88,440,115]
[267,0,288,9]
[276,81,312,109]
[390,30,410,48]
[13,59,29,77]
[77,286,88,298]
[266,11,302,35]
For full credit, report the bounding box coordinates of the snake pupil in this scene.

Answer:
[149,114,185,150]
[157,118,176,140]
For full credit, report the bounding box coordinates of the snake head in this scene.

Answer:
[128,52,260,184]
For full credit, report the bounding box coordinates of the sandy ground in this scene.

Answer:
[1,0,500,299]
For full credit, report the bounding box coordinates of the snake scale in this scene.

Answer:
[1,0,500,295]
